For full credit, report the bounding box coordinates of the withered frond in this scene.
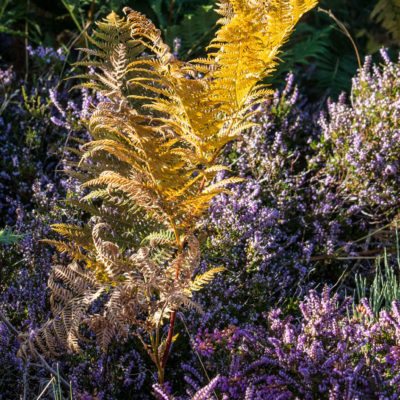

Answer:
[142,230,177,248]
[48,262,97,313]
[92,223,127,281]
[19,262,104,358]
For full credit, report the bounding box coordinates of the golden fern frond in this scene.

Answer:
[72,9,144,94]
[215,0,234,22]
[164,173,203,199]
[188,267,227,293]
[203,165,231,174]
[124,7,173,61]
[51,224,93,251]
[202,177,244,194]
[42,239,89,262]
[81,139,147,169]
[25,1,318,368]
[83,170,146,194]
[216,121,258,141]
[205,0,318,114]
[66,197,153,244]
[81,188,109,202]
[86,22,135,59]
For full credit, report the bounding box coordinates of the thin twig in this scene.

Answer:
[179,314,219,400]
[318,8,362,71]
[23,361,28,400]
[167,0,175,27]
[35,377,55,400]
[0,310,19,335]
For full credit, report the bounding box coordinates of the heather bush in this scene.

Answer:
[312,48,400,221]
[171,286,400,400]
[0,47,72,225]
[201,50,400,330]
[204,74,322,314]
[152,50,400,399]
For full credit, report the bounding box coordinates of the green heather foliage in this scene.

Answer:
[355,228,400,316]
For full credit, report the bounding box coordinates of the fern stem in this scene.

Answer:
[161,253,181,371]
[167,0,175,27]
[161,310,177,371]
[161,154,215,370]
[155,327,162,375]
[160,216,183,374]
[198,176,207,194]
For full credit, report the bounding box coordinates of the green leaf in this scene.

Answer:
[0,228,25,245]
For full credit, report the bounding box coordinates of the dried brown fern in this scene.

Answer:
[22,229,203,361]
[22,0,317,384]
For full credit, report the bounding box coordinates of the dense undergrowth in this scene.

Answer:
[1,1,400,399]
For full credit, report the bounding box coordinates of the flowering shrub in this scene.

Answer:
[0,49,74,396]
[202,50,400,331]
[205,74,322,313]
[186,287,400,400]
[312,48,400,221]
[0,53,64,224]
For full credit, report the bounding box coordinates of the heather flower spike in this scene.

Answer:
[20,0,317,383]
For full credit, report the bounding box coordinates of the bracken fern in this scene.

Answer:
[19,0,317,383]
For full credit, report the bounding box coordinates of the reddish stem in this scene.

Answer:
[161,310,177,369]
[161,175,207,370]
[161,177,206,369]
[198,176,206,194]
[161,263,180,369]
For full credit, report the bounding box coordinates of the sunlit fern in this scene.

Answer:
[21,0,318,381]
